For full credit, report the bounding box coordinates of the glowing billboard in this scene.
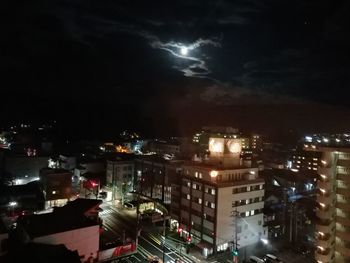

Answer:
[226,139,242,154]
[209,138,224,153]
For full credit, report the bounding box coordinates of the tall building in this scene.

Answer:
[135,157,183,204]
[290,150,321,171]
[170,137,266,258]
[305,145,350,263]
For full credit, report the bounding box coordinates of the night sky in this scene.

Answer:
[1,0,350,138]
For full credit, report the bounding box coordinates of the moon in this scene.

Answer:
[180,46,188,56]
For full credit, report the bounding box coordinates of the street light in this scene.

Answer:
[260,238,268,245]
[260,238,269,255]
[9,201,17,217]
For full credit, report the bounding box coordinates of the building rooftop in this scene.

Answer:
[183,160,254,170]
[53,198,102,215]
[2,243,80,263]
[17,210,98,239]
[261,169,317,183]
[40,167,72,174]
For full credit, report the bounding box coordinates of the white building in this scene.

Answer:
[16,199,102,262]
[106,158,134,202]
[170,137,267,257]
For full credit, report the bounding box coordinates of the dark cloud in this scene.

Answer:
[1,0,350,136]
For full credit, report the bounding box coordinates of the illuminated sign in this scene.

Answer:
[226,139,242,154]
[209,138,224,153]
[209,138,242,154]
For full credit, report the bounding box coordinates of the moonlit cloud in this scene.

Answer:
[149,37,221,79]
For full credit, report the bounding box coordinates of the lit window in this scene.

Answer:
[198,198,202,204]
[247,186,251,191]
[187,194,190,200]
[246,199,250,204]
[211,189,216,195]
[210,203,216,209]
[251,210,255,216]
[199,173,202,179]
[195,172,198,178]
[259,184,263,190]
[245,211,250,217]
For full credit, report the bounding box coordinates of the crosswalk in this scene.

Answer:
[99,208,114,216]
[142,233,195,263]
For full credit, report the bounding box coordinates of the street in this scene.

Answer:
[99,202,198,263]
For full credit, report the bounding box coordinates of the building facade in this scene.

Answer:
[306,147,350,263]
[40,168,73,208]
[135,158,183,204]
[170,137,267,258]
[106,159,134,202]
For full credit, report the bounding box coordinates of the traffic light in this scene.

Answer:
[233,250,238,256]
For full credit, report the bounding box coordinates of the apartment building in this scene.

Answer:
[306,146,350,263]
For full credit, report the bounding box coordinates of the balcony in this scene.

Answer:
[317,238,332,249]
[337,188,350,197]
[315,253,333,263]
[335,245,350,260]
[317,180,332,191]
[336,202,350,212]
[316,223,333,234]
[337,159,350,167]
[318,195,334,206]
[317,209,335,219]
[336,216,350,227]
[336,231,350,242]
[337,173,350,182]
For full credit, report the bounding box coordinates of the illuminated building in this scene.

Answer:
[106,157,134,202]
[135,157,183,204]
[251,134,263,152]
[290,150,321,171]
[170,137,266,257]
[305,146,350,263]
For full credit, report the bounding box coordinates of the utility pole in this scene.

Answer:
[162,214,166,263]
[135,175,141,251]
[231,209,240,263]
[112,162,116,202]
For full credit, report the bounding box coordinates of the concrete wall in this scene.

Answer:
[216,185,267,249]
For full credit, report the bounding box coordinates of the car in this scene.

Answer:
[98,191,107,199]
[123,202,135,209]
[265,254,283,263]
[249,256,265,263]
[148,255,163,263]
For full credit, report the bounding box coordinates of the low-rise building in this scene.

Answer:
[40,168,72,208]
[15,199,102,262]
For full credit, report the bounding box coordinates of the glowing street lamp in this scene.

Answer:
[9,201,17,207]
[210,170,218,178]
[260,238,268,245]
[9,201,17,217]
